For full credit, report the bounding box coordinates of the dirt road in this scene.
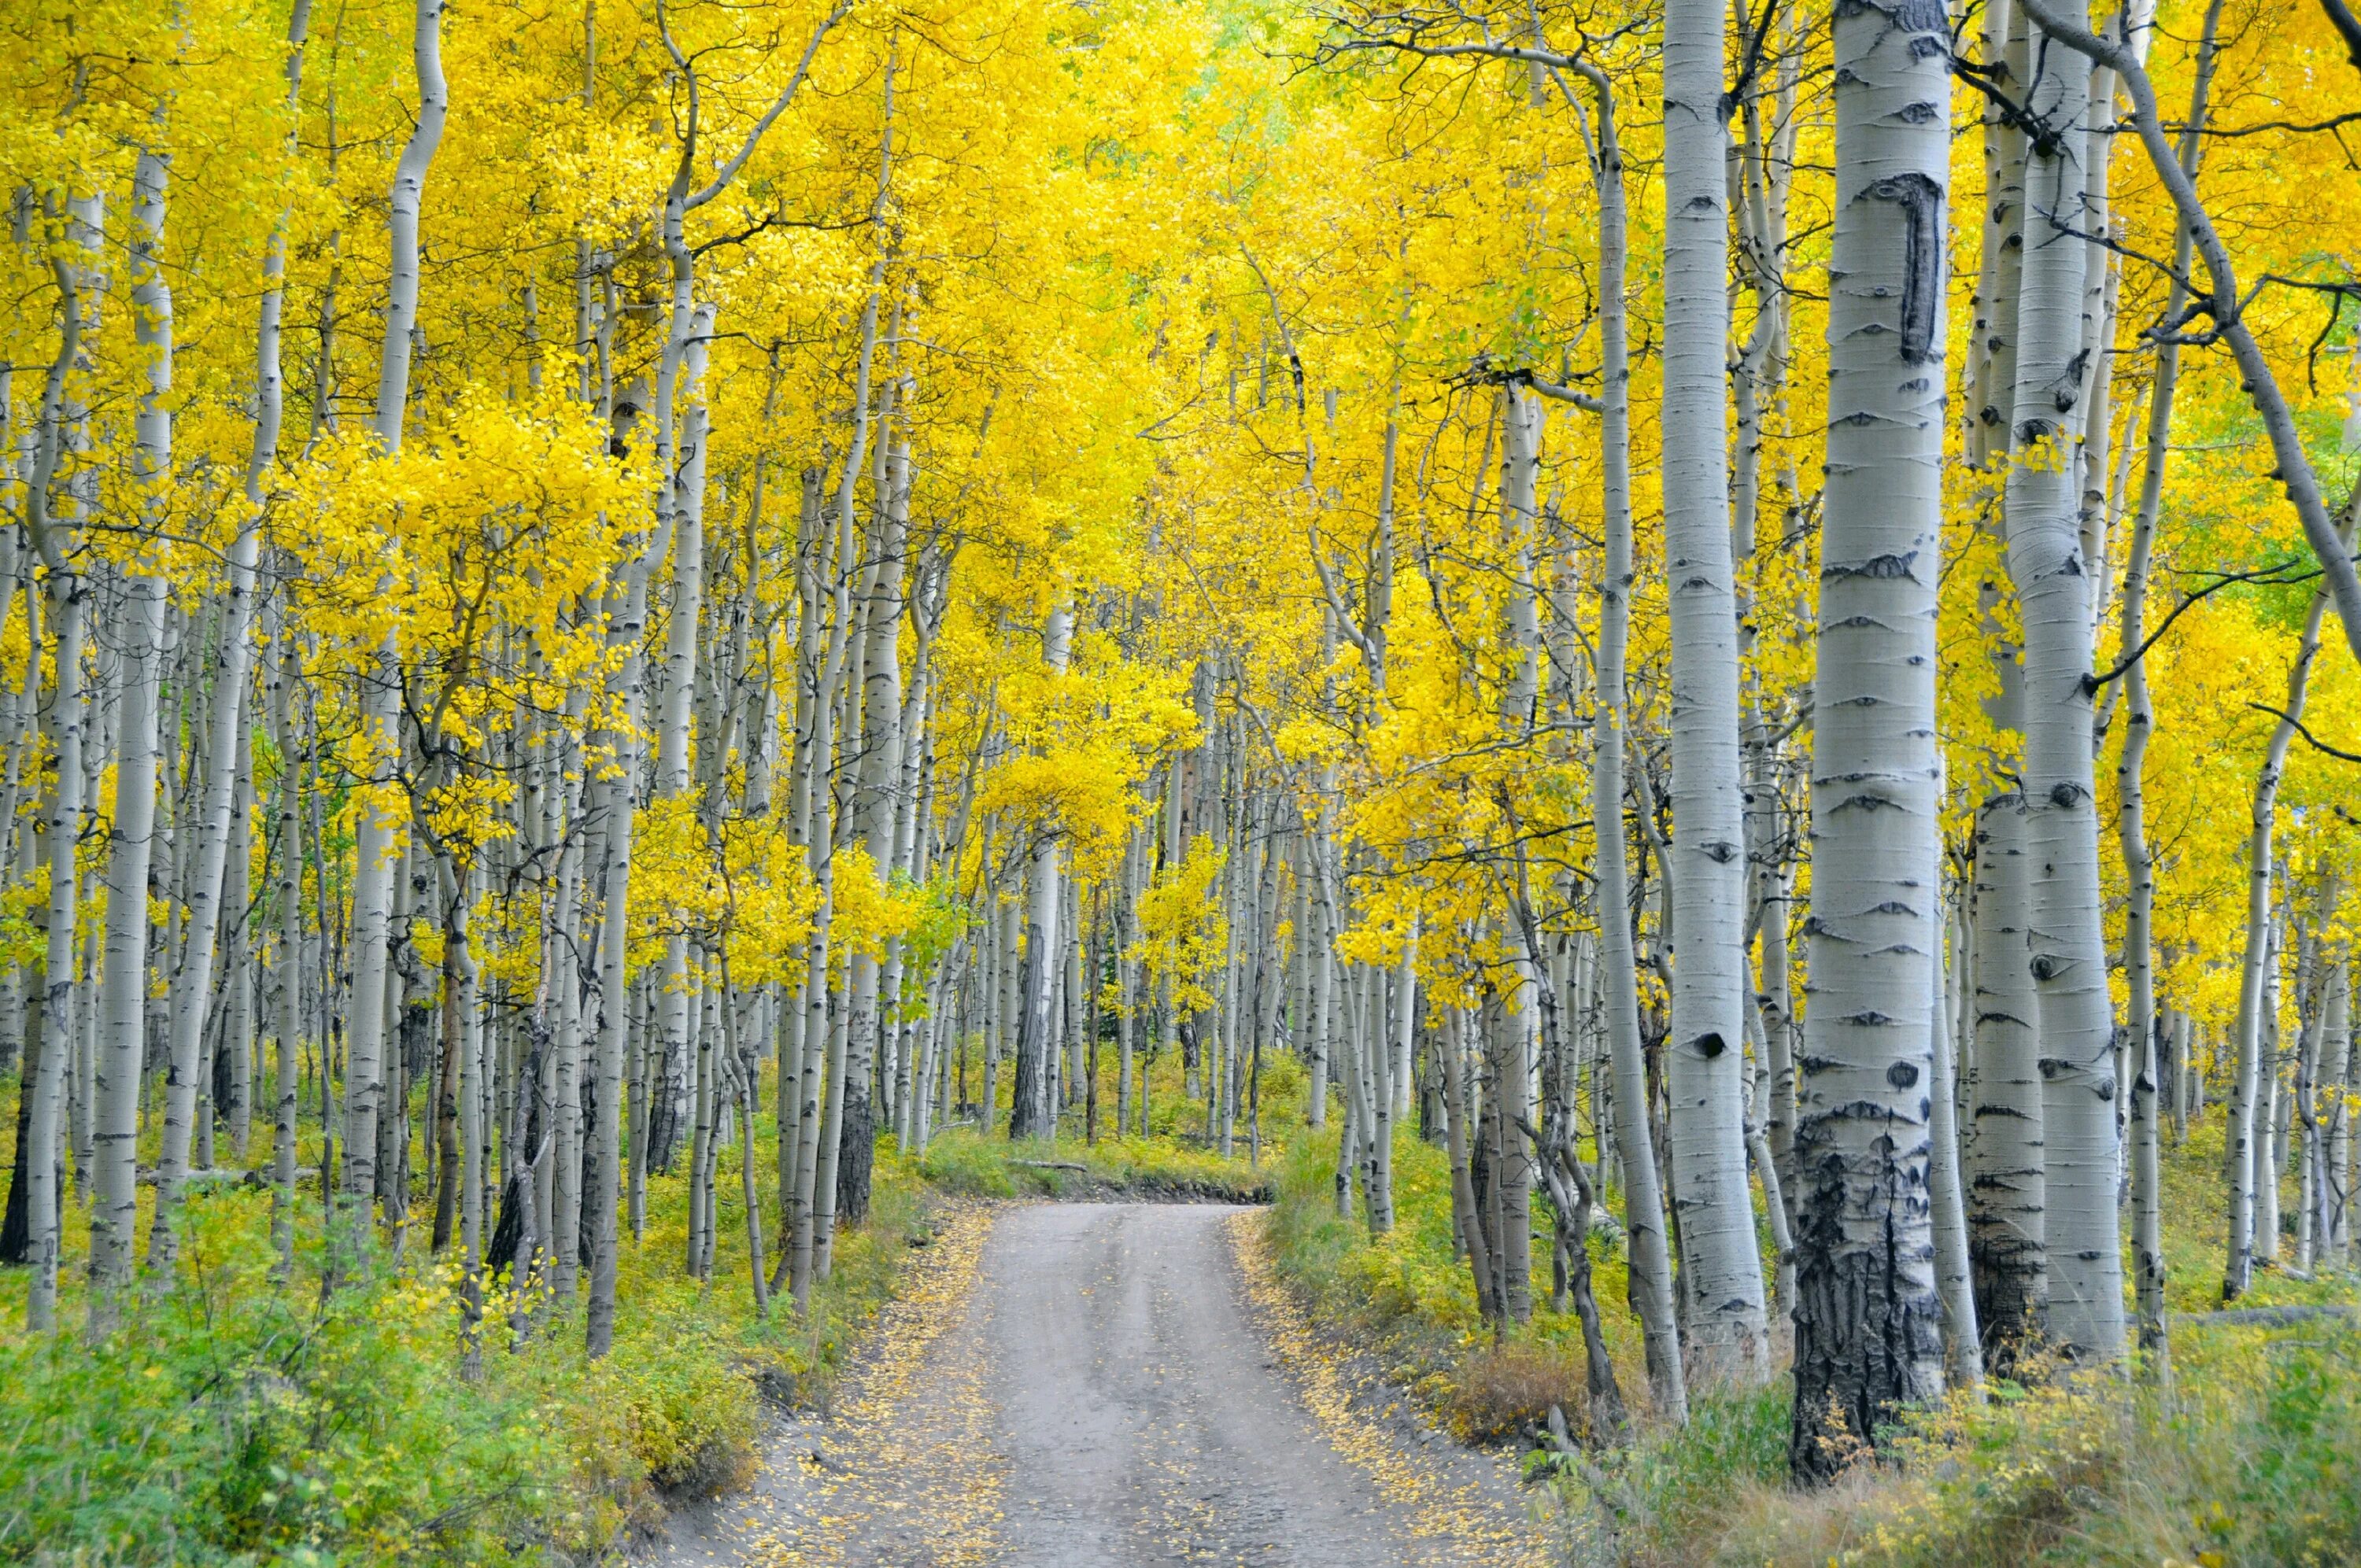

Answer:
[654,1202,1550,1567]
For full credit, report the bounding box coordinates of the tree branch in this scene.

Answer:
[2248,703,2361,765]
[2018,0,2361,667]
[684,3,851,212]
[2084,561,2320,692]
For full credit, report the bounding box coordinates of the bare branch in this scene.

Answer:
[2250,703,2361,764]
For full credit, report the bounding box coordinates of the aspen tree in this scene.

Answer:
[1010,600,1074,1142]
[2111,0,2219,1363]
[2221,542,2349,1298]
[1661,0,1769,1380]
[840,374,911,1221]
[344,0,448,1229]
[2020,0,2361,665]
[1999,0,2125,1363]
[20,194,97,1334]
[2326,958,2352,1256]
[1790,0,1951,1478]
[91,143,174,1321]
[1576,51,1685,1420]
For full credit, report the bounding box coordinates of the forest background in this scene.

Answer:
[2,0,2361,1562]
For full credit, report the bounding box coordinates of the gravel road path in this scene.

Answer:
[653,1201,1548,1567]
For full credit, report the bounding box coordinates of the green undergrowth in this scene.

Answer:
[912,1045,1301,1202]
[917,1126,1273,1201]
[1691,1315,2361,1568]
[1265,1127,1665,1444]
[1265,1116,2361,1568]
[0,1067,933,1566]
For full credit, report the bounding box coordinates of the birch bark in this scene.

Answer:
[2222,556,2344,1297]
[1791,0,1952,1474]
[1577,57,1685,1419]
[1662,0,1768,1381]
[2001,0,2123,1362]
[20,195,96,1332]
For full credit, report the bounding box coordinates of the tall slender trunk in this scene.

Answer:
[1440,1005,1496,1326]
[1578,61,1685,1420]
[1010,603,1073,1142]
[345,0,449,1234]
[92,576,165,1314]
[584,430,668,1349]
[269,628,303,1277]
[839,383,909,1221]
[2323,959,2351,1259]
[91,141,178,1320]
[2001,0,2122,1363]
[1931,908,1982,1389]
[1661,0,1768,1382]
[2117,175,2181,1363]
[808,266,889,1282]
[2223,557,2345,1298]
[2019,0,2361,664]
[1790,0,1952,1476]
[19,191,97,1332]
[148,216,271,1267]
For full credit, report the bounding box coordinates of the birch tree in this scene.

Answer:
[1790,0,1950,1478]
[1999,0,2123,1364]
[1659,0,1769,1380]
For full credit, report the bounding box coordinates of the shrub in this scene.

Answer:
[1447,1340,1588,1442]
[916,1127,1269,1202]
[0,1194,581,1566]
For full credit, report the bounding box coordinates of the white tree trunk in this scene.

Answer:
[20,191,99,1333]
[148,237,272,1267]
[2001,0,2123,1363]
[1661,0,1768,1382]
[268,626,302,1278]
[1010,601,1073,1142]
[2019,0,2361,665]
[345,0,448,1223]
[2223,572,2342,1297]
[2326,961,2351,1256]
[92,574,165,1310]
[91,143,177,1315]
[838,388,910,1219]
[1931,909,1982,1387]
[1790,0,1951,1472]
[2114,0,2206,1349]
[1580,65,1686,1420]
[2117,310,2174,1367]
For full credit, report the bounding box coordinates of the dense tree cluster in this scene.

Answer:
[4,0,2360,1489]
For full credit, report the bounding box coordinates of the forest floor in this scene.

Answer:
[1263,1122,2361,1567]
[648,1201,1552,1567]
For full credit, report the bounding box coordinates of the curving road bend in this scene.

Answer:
[654,1202,1549,1568]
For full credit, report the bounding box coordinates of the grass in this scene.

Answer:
[911,1035,1298,1202]
[0,1059,937,1566]
[18,1031,2354,1566]
[1260,1106,2361,1568]
[1264,1125,1678,1445]
[917,1126,1273,1201]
